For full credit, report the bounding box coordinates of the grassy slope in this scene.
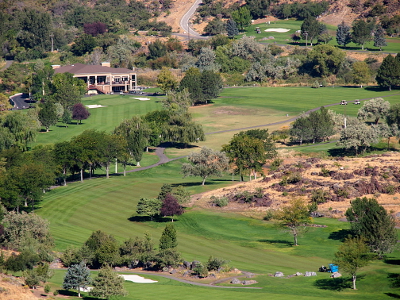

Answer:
[36,86,400,299]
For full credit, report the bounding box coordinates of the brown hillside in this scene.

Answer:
[193,152,400,220]
[0,274,39,300]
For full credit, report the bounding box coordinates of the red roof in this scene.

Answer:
[54,63,134,75]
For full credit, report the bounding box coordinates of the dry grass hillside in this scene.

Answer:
[193,152,400,221]
[0,274,39,300]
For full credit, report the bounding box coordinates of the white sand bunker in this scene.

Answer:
[121,275,157,283]
[134,97,151,101]
[264,28,290,32]
[86,104,106,108]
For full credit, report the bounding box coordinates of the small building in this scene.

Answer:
[53,62,137,94]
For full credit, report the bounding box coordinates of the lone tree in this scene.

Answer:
[159,223,177,250]
[38,101,58,132]
[387,103,400,129]
[376,54,400,91]
[62,262,91,298]
[182,147,229,185]
[357,97,390,124]
[275,198,311,246]
[226,18,239,38]
[72,103,90,124]
[374,24,387,51]
[336,21,352,48]
[334,236,374,290]
[352,61,370,88]
[337,121,378,155]
[90,265,127,299]
[136,197,162,220]
[345,197,397,258]
[352,19,373,50]
[161,193,183,222]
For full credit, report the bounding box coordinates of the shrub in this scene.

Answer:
[263,210,275,221]
[53,290,59,296]
[210,196,229,207]
[336,188,349,198]
[311,189,329,204]
[206,256,229,271]
[385,185,396,195]
[236,191,253,203]
[192,262,208,278]
[270,158,283,171]
[44,284,51,294]
[321,167,330,177]
[255,187,264,198]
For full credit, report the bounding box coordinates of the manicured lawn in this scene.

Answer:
[242,19,400,53]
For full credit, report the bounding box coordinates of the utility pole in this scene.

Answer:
[50,33,54,52]
[304,31,308,47]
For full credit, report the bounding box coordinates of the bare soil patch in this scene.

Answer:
[212,106,256,116]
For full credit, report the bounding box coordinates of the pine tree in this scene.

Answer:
[336,21,352,48]
[159,223,177,250]
[90,265,127,299]
[376,54,400,91]
[345,197,397,258]
[62,262,91,298]
[374,24,387,50]
[226,19,239,38]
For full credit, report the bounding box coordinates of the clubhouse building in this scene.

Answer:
[53,62,137,94]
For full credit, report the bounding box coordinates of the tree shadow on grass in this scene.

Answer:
[385,293,400,299]
[171,179,233,188]
[385,259,400,265]
[328,147,355,157]
[388,273,400,288]
[258,239,293,247]
[128,215,174,223]
[158,142,199,149]
[328,229,353,241]
[314,277,352,291]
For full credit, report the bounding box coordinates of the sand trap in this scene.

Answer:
[121,275,157,283]
[264,28,290,33]
[133,97,151,101]
[86,104,106,108]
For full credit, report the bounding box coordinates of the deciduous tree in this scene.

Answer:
[160,193,183,222]
[38,101,58,132]
[306,44,345,77]
[333,236,374,290]
[357,97,390,124]
[374,24,387,50]
[337,121,378,155]
[157,67,178,93]
[182,147,229,185]
[136,198,162,220]
[231,6,251,31]
[72,103,90,124]
[352,61,370,88]
[275,198,311,246]
[345,197,397,258]
[352,19,373,50]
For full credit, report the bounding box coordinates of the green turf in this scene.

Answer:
[242,19,400,52]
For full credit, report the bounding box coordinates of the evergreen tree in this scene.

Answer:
[90,265,127,299]
[246,0,270,19]
[336,21,352,48]
[201,70,223,104]
[158,184,173,201]
[38,101,58,132]
[352,19,373,50]
[159,223,177,250]
[226,19,239,38]
[345,197,397,258]
[62,262,91,298]
[180,67,203,104]
[231,6,251,31]
[376,54,400,91]
[374,24,387,50]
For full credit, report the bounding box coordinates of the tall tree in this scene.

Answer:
[333,236,374,290]
[307,106,335,143]
[157,67,178,94]
[114,116,151,166]
[51,73,86,109]
[0,93,12,114]
[226,19,239,38]
[195,47,219,72]
[159,223,177,250]
[374,24,387,50]
[136,197,162,220]
[182,147,229,185]
[352,19,373,50]
[336,21,352,48]
[62,262,91,298]
[160,193,183,222]
[357,97,390,124]
[180,67,203,105]
[337,121,378,155]
[246,0,270,18]
[301,17,323,46]
[352,61,370,88]
[376,54,400,91]
[148,40,167,59]
[386,103,400,129]
[100,134,127,179]
[236,129,277,158]
[231,6,251,31]
[72,103,90,124]
[345,197,397,258]
[38,101,58,132]
[306,44,345,77]
[200,70,223,103]
[275,198,311,246]
[222,134,266,181]
[90,265,127,299]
